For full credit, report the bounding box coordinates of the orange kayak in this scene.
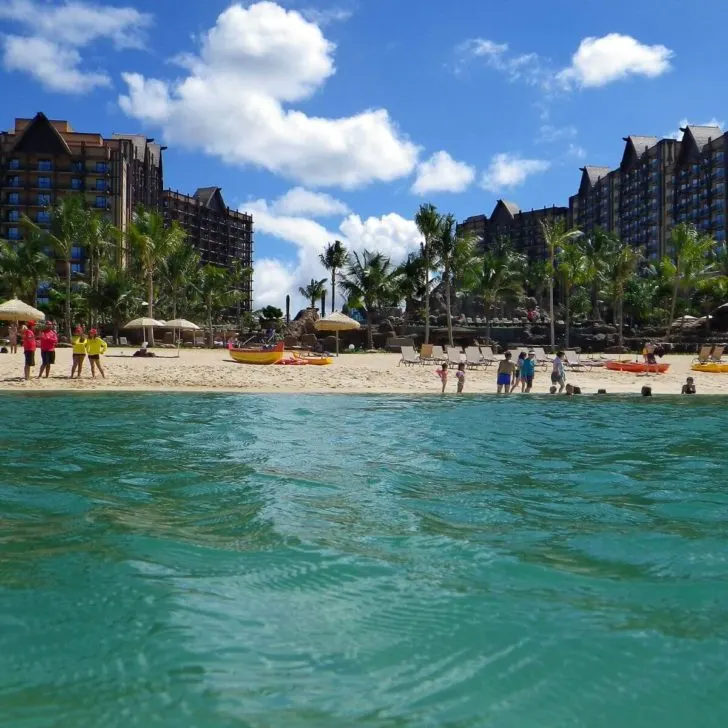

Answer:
[605,360,670,373]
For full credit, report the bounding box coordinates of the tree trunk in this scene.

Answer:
[65,258,72,341]
[618,292,624,349]
[445,274,453,347]
[548,278,555,352]
[485,315,491,344]
[666,278,679,337]
[113,322,119,346]
[366,310,374,349]
[424,247,430,344]
[208,302,213,349]
[331,270,336,313]
[148,274,155,346]
[591,281,600,320]
[564,288,570,348]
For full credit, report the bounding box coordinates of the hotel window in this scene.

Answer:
[37,211,50,224]
[72,161,84,172]
[8,158,20,170]
[95,196,106,209]
[717,229,726,241]
[71,178,82,190]
[95,179,106,191]
[7,176,21,187]
[8,210,19,222]
[8,227,20,240]
[37,176,51,188]
[37,160,52,171]
[37,194,50,206]
[8,192,19,204]
[95,162,108,173]
[72,246,84,259]
[71,262,83,274]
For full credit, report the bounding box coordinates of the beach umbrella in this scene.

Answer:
[0,298,45,322]
[123,317,165,344]
[314,311,360,356]
[164,318,201,356]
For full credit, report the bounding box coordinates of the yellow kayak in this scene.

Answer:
[230,342,287,365]
[292,353,334,365]
[691,362,728,373]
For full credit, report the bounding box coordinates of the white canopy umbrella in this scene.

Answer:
[0,298,46,322]
[164,318,201,356]
[123,317,165,344]
[314,311,360,355]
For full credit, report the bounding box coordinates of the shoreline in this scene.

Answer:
[1,348,725,396]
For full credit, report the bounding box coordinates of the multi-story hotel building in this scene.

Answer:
[457,201,568,259]
[0,112,163,274]
[569,125,727,258]
[162,187,253,309]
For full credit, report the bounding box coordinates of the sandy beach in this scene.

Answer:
[0,347,726,395]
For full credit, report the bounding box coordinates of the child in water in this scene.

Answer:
[681,376,696,394]
[456,362,465,394]
[436,362,448,393]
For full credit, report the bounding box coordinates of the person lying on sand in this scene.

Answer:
[133,342,156,358]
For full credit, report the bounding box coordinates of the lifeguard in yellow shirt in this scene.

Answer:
[86,329,108,379]
[71,326,88,379]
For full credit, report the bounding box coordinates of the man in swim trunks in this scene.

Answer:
[497,352,516,394]
[551,351,566,393]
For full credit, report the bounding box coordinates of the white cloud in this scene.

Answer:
[480,154,550,192]
[0,0,151,93]
[668,118,724,141]
[2,36,110,93]
[411,151,475,195]
[566,143,587,160]
[244,189,421,309]
[537,124,577,143]
[120,2,419,189]
[557,34,672,89]
[298,6,353,25]
[269,187,350,217]
[458,33,673,92]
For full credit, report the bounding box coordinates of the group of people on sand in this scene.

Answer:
[11,321,107,381]
[435,346,698,396]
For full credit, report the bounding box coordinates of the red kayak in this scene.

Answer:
[605,360,670,374]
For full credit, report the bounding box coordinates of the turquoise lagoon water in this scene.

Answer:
[1,393,727,727]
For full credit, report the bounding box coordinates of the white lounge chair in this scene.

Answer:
[447,345,464,364]
[465,346,485,369]
[564,350,591,370]
[399,345,421,366]
[430,345,447,362]
[480,346,497,366]
[532,347,550,369]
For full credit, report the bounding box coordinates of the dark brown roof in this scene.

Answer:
[625,136,658,157]
[194,187,227,211]
[10,112,72,156]
[582,166,612,186]
[500,200,520,216]
[683,125,722,151]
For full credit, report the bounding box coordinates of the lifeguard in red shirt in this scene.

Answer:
[22,321,37,381]
[39,321,58,379]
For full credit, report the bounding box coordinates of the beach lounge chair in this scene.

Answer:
[532,347,550,369]
[399,345,421,366]
[119,337,128,346]
[564,350,592,371]
[420,343,434,362]
[447,346,464,364]
[710,345,725,362]
[480,346,497,366]
[465,346,486,369]
[428,345,447,363]
[694,345,713,363]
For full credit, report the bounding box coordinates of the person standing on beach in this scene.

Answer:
[520,351,536,393]
[22,321,36,381]
[436,362,448,393]
[551,351,566,393]
[456,362,465,394]
[38,321,58,379]
[71,326,88,378]
[510,352,527,392]
[8,322,18,354]
[497,352,516,394]
[86,329,107,379]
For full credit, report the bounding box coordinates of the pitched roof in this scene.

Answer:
[582,166,611,186]
[194,187,226,211]
[500,200,520,216]
[683,125,722,151]
[10,112,72,156]
[626,136,658,157]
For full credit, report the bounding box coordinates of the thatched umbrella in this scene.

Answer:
[164,318,201,356]
[314,311,360,355]
[123,317,165,344]
[0,298,45,322]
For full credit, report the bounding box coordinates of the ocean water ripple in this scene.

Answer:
[0,393,727,727]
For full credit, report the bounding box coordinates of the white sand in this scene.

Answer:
[0,347,725,395]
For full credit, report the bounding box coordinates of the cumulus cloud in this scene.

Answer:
[0,0,151,93]
[537,124,577,143]
[244,189,421,309]
[411,151,475,195]
[557,34,672,89]
[457,33,673,92]
[267,187,350,217]
[668,118,724,141]
[480,154,550,192]
[119,2,419,189]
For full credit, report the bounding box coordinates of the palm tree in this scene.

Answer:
[298,278,327,309]
[159,241,201,320]
[582,228,617,319]
[319,240,347,312]
[522,257,551,310]
[433,214,477,346]
[475,241,524,342]
[0,234,55,304]
[664,223,717,335]
[540,218,582,350]
[556,238,589,348]
[196,264,237,346]
[127,208,187,343]
[87,263,144,343]
[24,194,88,340]
[604,240,641,348]
[415,203,442,344]
[340,250,395,349]
[85,213,120,326]
[393,252,427,324]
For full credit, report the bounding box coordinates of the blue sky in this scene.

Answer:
[1,0,725,310]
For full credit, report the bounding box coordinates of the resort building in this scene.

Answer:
[162,187,254,309]
[457,201,568,260]
[0,112,164,274]
[569,125,727,258]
